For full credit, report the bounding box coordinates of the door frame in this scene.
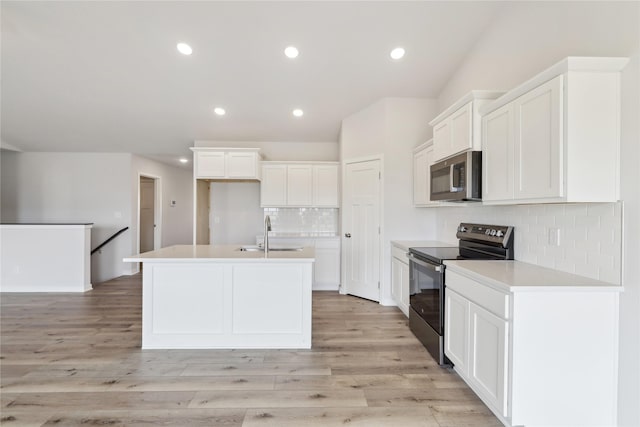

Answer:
[137,173,162,256]
[340,154,384,299]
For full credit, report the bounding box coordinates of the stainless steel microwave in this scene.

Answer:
[430,151,482,201]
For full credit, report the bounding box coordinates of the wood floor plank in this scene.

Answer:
[242,407,441,427]
[38,409,246,426]
[189,389,368,409]
[0,273,501,426]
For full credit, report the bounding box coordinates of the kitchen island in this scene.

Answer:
[124,245,314,349]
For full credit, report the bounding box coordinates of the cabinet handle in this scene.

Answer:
[344,233,351,238]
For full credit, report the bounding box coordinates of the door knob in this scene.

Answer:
[345,233,351,238]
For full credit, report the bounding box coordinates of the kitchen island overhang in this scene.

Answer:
[124,245,314,349]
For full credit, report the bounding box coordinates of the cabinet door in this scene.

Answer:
[514,75,563,200]
[313,165,339,207]
[287,165,313,206]
[450,102,473,156]
[483,104,514,201]
[196,152,226,178]
[433,120,450,161]
[261,165,287,207]
[413,148,428,205]
[391,256,402,310]
[314,239,340,290]
[469,302,508,417]
[399,257,409,316]
[227,152,257,179]
[445,288,470,376]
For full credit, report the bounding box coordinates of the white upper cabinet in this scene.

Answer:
[261,162,339,208]
[313,164,339,207]
[514,75,563,200]
[481,57,629,204]
[450,102,473,155]
[286,164,313,206]
[413,140,437,206]
[482,104,514,201]
[196,151,226,178]
[260,164,288,207]
[192,148,262,180]
[430,91,504,162]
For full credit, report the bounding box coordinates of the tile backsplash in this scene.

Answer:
[435,202,622,284]
[264,208,339,234]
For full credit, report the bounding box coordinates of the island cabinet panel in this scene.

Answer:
[232,265,304,334]
[151,264,225,334]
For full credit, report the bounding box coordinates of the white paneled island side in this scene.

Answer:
[124,245,315,349]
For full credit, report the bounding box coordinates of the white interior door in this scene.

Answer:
[343,159,381,302]
[140,177,155,253]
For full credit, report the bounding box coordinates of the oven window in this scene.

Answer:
[409,258,443,334]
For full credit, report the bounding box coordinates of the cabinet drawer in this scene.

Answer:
[391,246,409,263]
[446,270,509,319]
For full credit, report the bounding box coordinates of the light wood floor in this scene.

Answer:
[1,274,501,426]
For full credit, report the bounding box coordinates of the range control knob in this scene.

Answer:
[490,229,497,236]
[496,230,504,237]
[458,226,468,233]
[485,229,491,235]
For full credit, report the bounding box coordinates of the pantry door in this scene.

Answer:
[342,158,381,302]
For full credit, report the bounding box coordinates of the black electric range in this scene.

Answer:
[406,223,514,365]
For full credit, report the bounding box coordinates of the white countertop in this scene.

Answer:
[391,240,455,252]
[257,232,339,239]
[444,260,622,292]
[124,245,315,263]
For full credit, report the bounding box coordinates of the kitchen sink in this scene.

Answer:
[237,245,303,252]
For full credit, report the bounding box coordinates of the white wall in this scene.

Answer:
[194,140,339,161]
[340,97,439,304]
[432,2,639,425]
[129,155,193,273]
[209,182,263,245]
[0,152,193,282]
[0,152,133,283]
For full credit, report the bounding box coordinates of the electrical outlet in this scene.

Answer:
[548,227,560,246]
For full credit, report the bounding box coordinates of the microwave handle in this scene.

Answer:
[450,164,463,192]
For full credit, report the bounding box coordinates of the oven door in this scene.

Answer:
[408,253,444,334]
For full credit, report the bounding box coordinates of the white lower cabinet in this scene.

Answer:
[468,302,508,417]
[257,237,340,290]
[445,287,507,417]
[444,263,621,427]
[313,239,341,290]
[444,288,469,374]
[391,245,410,316]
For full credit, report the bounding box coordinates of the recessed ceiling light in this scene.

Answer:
[390,47,405,60]
[284,46,299,59]
[214,107,226,116]
[177,43,193,55]
[179,158,189,164]
[292,109,304,117]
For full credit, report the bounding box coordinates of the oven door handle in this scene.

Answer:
[407,253,443,272]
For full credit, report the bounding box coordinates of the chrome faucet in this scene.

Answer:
[264,215,272,254]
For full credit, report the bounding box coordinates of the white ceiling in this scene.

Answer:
[1,1,502,164]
